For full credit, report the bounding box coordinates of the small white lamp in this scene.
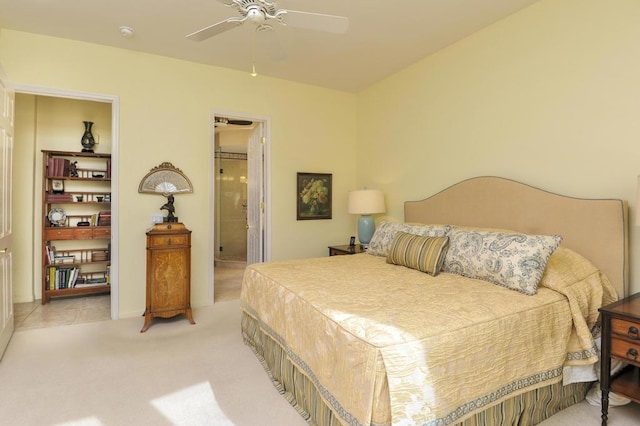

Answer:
[348,189,385,246]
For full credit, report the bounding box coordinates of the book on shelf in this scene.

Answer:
[67,268,79,289]
[45,247,81,266]
[47,157,71,177]
[47,266,55,290]
[47,266,80,290]
[97,211,111,226]
[52,255,75,264]
[74,283,105,288]
[75,279,107,287]
[46,193,73,202]
[45,245,55,264]
[91,250,107,262]
[60,267,74,289]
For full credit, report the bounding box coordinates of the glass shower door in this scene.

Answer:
[215,152,248,262]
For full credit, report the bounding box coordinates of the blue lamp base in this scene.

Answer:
[358,215,376,246]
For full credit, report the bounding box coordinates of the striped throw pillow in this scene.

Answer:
[367,221,450,257]
[386,232,450,276]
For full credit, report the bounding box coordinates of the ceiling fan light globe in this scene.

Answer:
[246,7,265,24]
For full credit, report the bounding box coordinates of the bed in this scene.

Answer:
[240,176,629,425]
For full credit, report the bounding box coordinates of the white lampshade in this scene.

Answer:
[347,189,385,215]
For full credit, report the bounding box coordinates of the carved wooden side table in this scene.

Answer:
[141,222,195,332]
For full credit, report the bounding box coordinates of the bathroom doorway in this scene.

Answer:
[212,112,269,272]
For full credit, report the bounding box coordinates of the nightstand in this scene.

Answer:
[599,292,640,425]
[328,244,365,256]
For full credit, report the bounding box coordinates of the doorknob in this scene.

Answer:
[0,248,7,254]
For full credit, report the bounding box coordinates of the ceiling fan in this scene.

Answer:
[215,117,254,127]
[186,0,349,42]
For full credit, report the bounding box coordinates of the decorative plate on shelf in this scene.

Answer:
[47,207,66,226]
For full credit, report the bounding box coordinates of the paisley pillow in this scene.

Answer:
[367,221,450,257]
[442,226,562,295]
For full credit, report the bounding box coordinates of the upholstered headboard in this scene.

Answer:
[404,176,629,298]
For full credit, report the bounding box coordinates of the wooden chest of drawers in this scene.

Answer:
[141,222,195,332]
[599,292,640,425]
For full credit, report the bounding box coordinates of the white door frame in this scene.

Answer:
[0,65,15,358]
[209,110,271,303]
[13,84,120,319]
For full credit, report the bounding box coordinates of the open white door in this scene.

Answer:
[0,67,15,359]
[246,123,264,265]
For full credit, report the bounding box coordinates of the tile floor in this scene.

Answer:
[14,294,112,331]
[214,261,246,302]
[13,265,246,331]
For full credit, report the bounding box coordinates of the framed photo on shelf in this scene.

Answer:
[296,172,332,220]
[51,179,64,193]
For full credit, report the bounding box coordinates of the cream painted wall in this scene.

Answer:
[356,0,640,295]
[0,30,357,317]
[217,128,252,153]
[6,0,637,313]
[12,94,36,303]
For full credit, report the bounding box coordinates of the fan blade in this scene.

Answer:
[186,18,244,41]
[228,119,253,126]
[278,10,349,34]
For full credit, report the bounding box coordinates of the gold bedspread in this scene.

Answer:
[240,247,616,426]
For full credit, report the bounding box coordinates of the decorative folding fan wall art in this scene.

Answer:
[138,162,193,196]
[139,162,193,223]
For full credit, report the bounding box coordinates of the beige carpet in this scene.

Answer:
[0,300,306,426]
[1,299,639,425]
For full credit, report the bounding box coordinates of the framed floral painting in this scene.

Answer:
[297,172,332,220]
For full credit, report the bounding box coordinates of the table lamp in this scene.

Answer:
[348,189,385,246]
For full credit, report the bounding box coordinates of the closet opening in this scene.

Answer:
[12,87,119,327]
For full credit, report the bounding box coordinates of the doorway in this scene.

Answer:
[12,85,119,321]
[212,112,269,302]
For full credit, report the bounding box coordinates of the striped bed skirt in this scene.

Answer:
[241,311,591,426]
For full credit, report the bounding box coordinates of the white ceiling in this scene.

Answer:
[0,0,540,93]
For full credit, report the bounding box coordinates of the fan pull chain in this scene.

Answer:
[251,28,258,77]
